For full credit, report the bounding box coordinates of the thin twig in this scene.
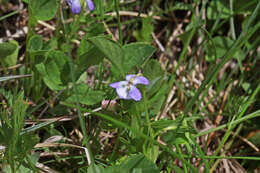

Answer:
[152,32,165,52]
[0,64,22,71]
[221,129,259,152]
[25,107,102,124]
[105,11,166,21]
[37,20,80,45]
[103,21,117,41]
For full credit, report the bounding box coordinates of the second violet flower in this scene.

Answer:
[109,74,149,101]
[67,0,94,14]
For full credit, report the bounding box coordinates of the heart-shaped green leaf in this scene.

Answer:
[29,0,57,21]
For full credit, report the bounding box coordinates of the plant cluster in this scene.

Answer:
[0,0,260,172]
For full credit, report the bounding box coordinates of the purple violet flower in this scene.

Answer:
[86,0,94,11]
[67,0,81,14]
[109,74,149,101]
[67,0,94,14]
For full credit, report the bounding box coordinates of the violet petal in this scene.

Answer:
[129,86,142,101]
[133,76,149,85]
[116,84,131,99]
[126,74,149,85]
[109,81,128,88]
[71,0,81,14]
[86,0,94,11]
[126,74,136,81]
[109,82,121,88]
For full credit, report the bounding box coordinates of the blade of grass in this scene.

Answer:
[229,0,236,40]
[20,119,57,135]
[184,1,260,116]
[183,155,260,161]
[0,10,20,21]
[195,109,260,137]
[209,82,260,166]
[210,124,243,171]
[190,135,210,173]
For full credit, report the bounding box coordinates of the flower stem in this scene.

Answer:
[114,0,123,44]
[62,9,94,164]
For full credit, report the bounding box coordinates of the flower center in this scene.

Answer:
[128,73,142,86]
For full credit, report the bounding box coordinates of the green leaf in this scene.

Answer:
[29,0,57,21]
[144,145,160,164]
[2,152,40,173]
[88,36,124,75]
[85,23,106,38]
[0,42,17,57]
[102,154,159,173]
[207,0,230,19]
[204,36,244,61]
[242,82,252,94]
[3,40,19,67]
[211,36,233,58]
[43,38,58,50]
[87,164,105,173]
[35,51,70,91]
[95,0,105,16]
[234,0,258,13]
[135,17,154,43]
[120,154,159,173]
[18,134,39,159]
[122,43,156,73]
[151,119,179,134]
[147,82,168,114]
[105,166,123,173]
[150,95,165,115]
[143,59,165,97]
[171,165,185,173]
[169,2,193,11]
[185,17,204,31]
[0,41,19,67]
[249,131,260,146]
[143,59,164,81]
[77,23,106,56]
[20,119,56,135]
[64,84,105,105]
[27,35,43,52]
[132,168,143,173]
[76,42,105,78]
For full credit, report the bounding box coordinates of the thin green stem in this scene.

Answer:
[144,92,153,137]
[209,82,260,166]
[24,2,36,96]
[183,155,260,161]
[176,145,188,173]
[195,109,260,137]
[229,0,236,40]
[114,0,123,44]
[210,124,243,170]
[61,9,94,164]
[0,10,20,21]
[190,135,210,173]
[68,58,94,164]
[55,0,62,40]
